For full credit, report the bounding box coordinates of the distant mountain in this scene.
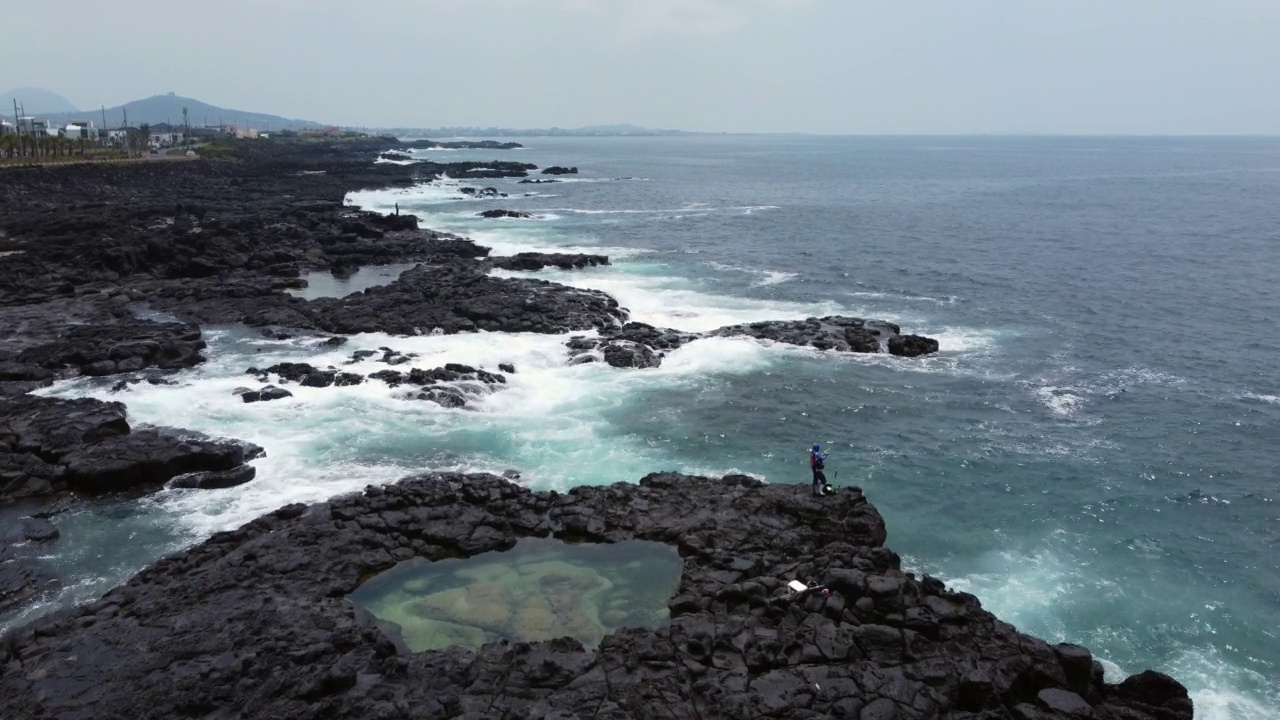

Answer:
[40,93,324,130]
[0,87,78,115]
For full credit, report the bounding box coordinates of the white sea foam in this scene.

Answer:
[1025,365,1188,419]
[36,327,790,536]
[916,543,1280,720]
[1034,386,1085,418]
[847,290,960,305]
[926,327,1000,353]
[1241,392,1280,405]
[491,266,846,332]
[705,261,798,287]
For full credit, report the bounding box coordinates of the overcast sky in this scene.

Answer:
[4,0,1279,134]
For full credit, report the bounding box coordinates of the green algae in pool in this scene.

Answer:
[349,537,683,652]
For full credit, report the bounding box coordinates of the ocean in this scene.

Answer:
[7,135,1279,718]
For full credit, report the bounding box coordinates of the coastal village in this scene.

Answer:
[0,105,346,160]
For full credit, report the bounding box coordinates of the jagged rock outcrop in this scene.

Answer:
[477,209,533,219]
[0,395,262,504]
[0,297,206,382]
[542,166,579,175]
[0,547,54,617]
[242,360,507,409]
[306,262,625,336]
[566,318,940,369]
[712,316,904,353]
[0,473,1192,719]
[488,252,610,272]
[459,186,506,198]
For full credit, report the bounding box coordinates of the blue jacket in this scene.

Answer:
[810,450,827,469]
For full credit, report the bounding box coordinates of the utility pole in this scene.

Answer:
[123,107,130,156]
[12,99,22,157]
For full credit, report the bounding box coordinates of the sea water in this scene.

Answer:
[349,538,682,652]
[8,135,1279,719]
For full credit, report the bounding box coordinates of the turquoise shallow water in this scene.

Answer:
[349,538,682,652]
[9,136,1280,718]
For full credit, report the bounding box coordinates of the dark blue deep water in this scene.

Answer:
[15,135,1280,717]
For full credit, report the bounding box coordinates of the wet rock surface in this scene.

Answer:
[0,394,262,504]
[0,298,206,382]
[244,360,508,409]
[711,316,907,353]
[477,209,533,219]
[487,252,610,272]
[567,317,940,369]
[0,473,1190,719]
[0,546,55,617]
[304,262,625,336]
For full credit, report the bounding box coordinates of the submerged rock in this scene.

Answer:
[0,472,1191,719]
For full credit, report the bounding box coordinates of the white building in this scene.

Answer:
[17,117,50,138]
[62,121,96,140]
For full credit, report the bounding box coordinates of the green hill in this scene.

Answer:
[42,92,324,130]
[0,87,78,115]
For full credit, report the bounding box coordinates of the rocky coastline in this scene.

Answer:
[0,137,1190,717]
[0,473,1191,718]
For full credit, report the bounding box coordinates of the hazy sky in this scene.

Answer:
[5,0,1279,133]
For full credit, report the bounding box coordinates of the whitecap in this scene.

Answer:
[1241,392,1280,405]
[847,290,960,305]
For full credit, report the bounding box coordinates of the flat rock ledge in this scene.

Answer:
[0,473,1190,719]
[0,394,263,505]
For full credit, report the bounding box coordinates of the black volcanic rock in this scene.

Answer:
[488,252,609,271]
[477,209,533,219]
[0,298,206,381]
[564,317,938,370]
[565,322,693,369]
[459,186,506,198]
[712,315,900,353]
[0,473,1191,719]
[366,363,507,408]
[240,385,292,404]
[542,165,579,175]
[889,333,941,358]
[0,395,260,504]
[0,546,55,616]
[518,178,561,184]
[306,262,625,336]
[59,429,262,495]
[167,464,257,490]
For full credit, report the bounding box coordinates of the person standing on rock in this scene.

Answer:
[810,443,829,496]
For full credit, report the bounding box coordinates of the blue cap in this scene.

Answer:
[812,444,821,452]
